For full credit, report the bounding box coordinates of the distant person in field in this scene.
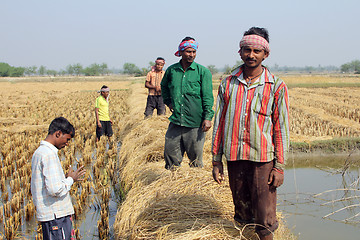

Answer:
[161,37,214,170]
[144,57,166,118]
[95,85,113,142]
[211,27,290,240]
[31,117,86,240]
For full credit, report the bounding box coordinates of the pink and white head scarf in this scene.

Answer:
[151,59,166,72]
[174,39,199,57]
[239,34,270,54]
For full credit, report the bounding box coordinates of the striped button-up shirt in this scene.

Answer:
[31,140,74,222]
[212,66,289,171]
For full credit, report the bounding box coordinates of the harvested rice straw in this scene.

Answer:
[114,83,296,240]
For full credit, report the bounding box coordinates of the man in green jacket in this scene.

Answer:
[161,37,214,170]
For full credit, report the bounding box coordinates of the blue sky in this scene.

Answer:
[1,0,359,70]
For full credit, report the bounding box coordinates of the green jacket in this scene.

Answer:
[161,61,214,128]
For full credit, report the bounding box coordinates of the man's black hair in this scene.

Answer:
[243,27,269,43]
[181,36,195,42]
[156,57,165,61]
[101,85,108,89]
[48,117,75,137]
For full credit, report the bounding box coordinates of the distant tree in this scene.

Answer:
[66,64,75,75]
[123,63,141,75]
[340,60,360,73]
[207,65,218,75]
[66,63,83,75]
[148,61,155,69]
[304,66,315,73]
[73,63,83,75]
[340,63,351,73]
[38,65,46,76]
[223,64,232,74]
[99,63,108,75]
[83,63,101,76]
[25,66,37,76]
[232,60,243,70]
[0,62,12,77]
[273,64,279,71]
[0,63,25,77]
[59,69,67,75]
[46,69,57,76]
[10,67,25,77]
[137,68,148,77]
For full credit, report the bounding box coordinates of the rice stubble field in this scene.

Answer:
[1,74,360,239]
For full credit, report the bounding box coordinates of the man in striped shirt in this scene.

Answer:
[211,27,289,240]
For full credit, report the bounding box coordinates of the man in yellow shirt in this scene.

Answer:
[95,85,113,141]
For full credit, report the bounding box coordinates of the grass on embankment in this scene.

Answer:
[291,137,360,154]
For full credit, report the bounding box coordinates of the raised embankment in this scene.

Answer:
[113,83,295,239]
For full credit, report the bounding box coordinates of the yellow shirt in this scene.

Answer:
[95,95,110,121]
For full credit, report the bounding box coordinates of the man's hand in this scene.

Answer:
[212,162,224,184]
[97,121,102,128]
[201,120,212,132]
[67,165,86,182]
[155,86,161,92]
[268,169,284,188]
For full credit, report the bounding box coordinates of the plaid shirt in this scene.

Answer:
[212,66,289,171]
[146,70,165,96]
[31,140,74,222]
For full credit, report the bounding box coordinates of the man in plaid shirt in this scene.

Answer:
[211,27,289,240]
[31,117,86,240]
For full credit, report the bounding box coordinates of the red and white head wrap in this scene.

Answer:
[155,59,165,65]
[100,87,110,92]
[239,34,270,54]
[151,58,166,72]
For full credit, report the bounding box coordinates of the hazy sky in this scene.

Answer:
[1,0,360,70]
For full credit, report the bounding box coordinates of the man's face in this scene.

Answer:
[54,131,72,149]
[101,91,109,99]
[155,62,164,71]
[240,46,269,68]
[180,48,196,64]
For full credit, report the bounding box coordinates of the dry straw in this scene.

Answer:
[113,84,295,240]
[0,78,297,239]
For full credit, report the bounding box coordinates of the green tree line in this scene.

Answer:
[340,60,360,73]
[0,63,26,77]
[2,60,359,77]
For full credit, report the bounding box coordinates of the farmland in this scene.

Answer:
[0,74,359,239]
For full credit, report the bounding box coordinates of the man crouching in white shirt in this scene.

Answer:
[31,117,86,240]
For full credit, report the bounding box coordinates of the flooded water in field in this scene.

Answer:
[278,153,360,240]
[3,147,360,239]
[2,142,122,240]
[16,188,119,239]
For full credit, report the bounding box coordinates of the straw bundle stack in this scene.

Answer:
[113,84,295,239]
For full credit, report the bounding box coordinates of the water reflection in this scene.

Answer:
[279,153,360,239]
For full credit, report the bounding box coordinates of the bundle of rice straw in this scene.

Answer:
[114,83,296,240]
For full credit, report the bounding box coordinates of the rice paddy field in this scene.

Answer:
[0,73,359,239]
